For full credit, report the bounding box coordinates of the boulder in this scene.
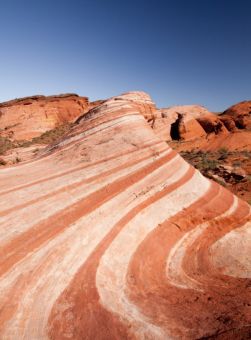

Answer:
[221,100,251,130]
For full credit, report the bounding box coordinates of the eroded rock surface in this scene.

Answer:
[221,100,251,130]
[0,92,250,339]
[0,94,89,140]
[153,105,228,142]
[153,102,251,154]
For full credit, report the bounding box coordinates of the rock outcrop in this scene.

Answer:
[0,94,89,140]
[221,100,251,130]
[153,103,251,153]
[0,91,250,339]
[153,105,228,142]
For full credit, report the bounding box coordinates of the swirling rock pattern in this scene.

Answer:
[0,92,250,339]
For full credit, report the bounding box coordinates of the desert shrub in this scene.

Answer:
[196,158,219,171]
[0,157,7,165]
[213,178,227,187]
[219,147,228,154]
[0,136,16,155]
[18,140,33,148]
[30,123,73,145]
[218,147,229,160]
[233,161,241,167]
[14,123,73,149]
[242,150,251,159]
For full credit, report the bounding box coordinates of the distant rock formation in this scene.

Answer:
[153,105,228,142]
[221,100,251,130]
[0,94,90,140]
[0,91,250,339]
[151,102,251,153]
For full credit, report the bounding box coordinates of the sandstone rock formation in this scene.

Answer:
[153,103,251,153]
[0,94,89,140]
[153,105,228,142]
[221,100,251,130]
[0,91,250,339]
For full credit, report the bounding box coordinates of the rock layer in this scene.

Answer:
[153,105,228,142]
[0,94,89,140]
[0,92,250,339]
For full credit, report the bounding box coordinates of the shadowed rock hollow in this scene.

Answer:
[153,103,251,152]
[0,91,250,339]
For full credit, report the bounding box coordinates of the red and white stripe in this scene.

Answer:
[0,92,250,339]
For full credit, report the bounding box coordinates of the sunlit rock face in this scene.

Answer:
[0,94,89,140]
[153,105,228,142]
[0,91,250,339]
[152,102,251,153]
[221,100,251,130]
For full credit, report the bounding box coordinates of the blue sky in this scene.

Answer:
[0,0,250,111]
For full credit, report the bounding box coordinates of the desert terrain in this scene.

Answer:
[0,91,250,339]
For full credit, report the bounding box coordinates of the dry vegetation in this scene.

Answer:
[0,123,73,156]
[20,123,73,146]
[0,136,17,155]
[180,148,251,203]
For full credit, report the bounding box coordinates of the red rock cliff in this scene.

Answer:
[0,94,89,140]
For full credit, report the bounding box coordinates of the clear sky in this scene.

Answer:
[0,0,250,111]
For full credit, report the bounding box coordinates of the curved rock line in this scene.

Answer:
[0,138,163,195]
[182,201,250,287]
[0,150,172,245]
[0,150,179,277]
[42,111,152,162]
[210,220,251,278]
[53,114,146,150]
[0,149,187,339]
[0,152,178,282]
[48,166,196,340]
[165,194,238,290]
[0,91,250,339]
[0,144,167,217]
[126,185,250,338]
[96,170,210,339]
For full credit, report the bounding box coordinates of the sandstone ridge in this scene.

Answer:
[0,91,250,339]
